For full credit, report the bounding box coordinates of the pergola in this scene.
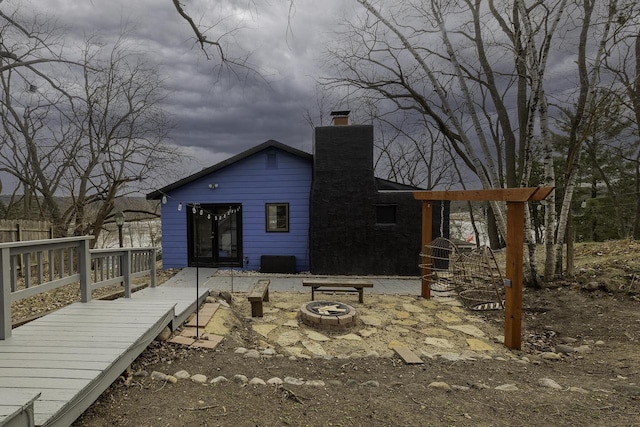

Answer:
[413,187,554,350]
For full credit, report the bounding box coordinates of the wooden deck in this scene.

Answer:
[0,286,209,427]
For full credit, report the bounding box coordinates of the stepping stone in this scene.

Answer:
[277,330,302,347]
[393,310,411,319]
[424,337,454,348]
[252,324,278,337]
[359,327,377,338]
[336,333,362,341]
[392,319,418,327]
[388,340,423,364]
[359,315,384,327]
[198,302,220,316]
[402,303,424,313]
[302,340,327,356]
[466,338,494,351]
[439,353,464,362]
[284,347,307,358]
[186,303,220,327]
[306,330,330,342]
[193,334,224,350]
[418,327,454,337]
[419,300,439,310]
[388,339,405,350]
[180,327,202,338]
[447,324,486,338]
[169,336,196,346]
[416,314,435,323]
[436,311,462,323]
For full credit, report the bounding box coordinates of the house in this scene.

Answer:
[147,112,448,275]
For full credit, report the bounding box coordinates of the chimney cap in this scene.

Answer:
[330,110,350,116]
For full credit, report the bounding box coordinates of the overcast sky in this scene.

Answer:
[29,0,353,183]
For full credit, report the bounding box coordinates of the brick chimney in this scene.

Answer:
[330,110,350,126]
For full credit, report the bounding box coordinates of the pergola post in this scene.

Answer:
[504,201,525,349]
[420,201,433,299]
[414,187,553,350]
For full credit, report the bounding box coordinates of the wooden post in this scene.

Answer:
[420,201,433,299]
[150,248,157,288]
[504,202,525,349]
[16,222,22,276]
[79,238,92,303]
[123,250,132,298]
[1,247,12,340]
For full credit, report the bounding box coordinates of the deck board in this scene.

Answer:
[0,285,209,427]
[0,360,109,370]
[0,390,40,427]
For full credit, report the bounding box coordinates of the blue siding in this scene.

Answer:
[160,147,311,272]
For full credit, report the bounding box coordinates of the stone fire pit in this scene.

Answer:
[299,301,357,331]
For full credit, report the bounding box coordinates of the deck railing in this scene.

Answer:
[0,236,158,340]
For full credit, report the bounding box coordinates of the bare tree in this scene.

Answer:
[0,5,74,228]
[320,0,640,284]
[0,16,181,242]
[600,5,640,239]
[371,112,456,189]
[169,0,264,80]
[322,0,570,285]
[62,34,181,243]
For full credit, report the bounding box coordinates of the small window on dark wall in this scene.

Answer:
[376,204,397,224]
[266,203,289,232]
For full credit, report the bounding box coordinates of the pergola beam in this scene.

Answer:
[413,187,553,202]
[413,187,553,350]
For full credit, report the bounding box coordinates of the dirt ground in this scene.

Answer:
[73,240,640,427]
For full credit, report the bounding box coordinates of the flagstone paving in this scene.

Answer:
[170,290,511,364]
[166,273,512,363]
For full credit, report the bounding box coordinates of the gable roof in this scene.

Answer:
[147,140,312,200]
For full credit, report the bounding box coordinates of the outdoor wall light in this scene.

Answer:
[178,202,183,211]
[161,195,167,205]
[208,183,219,189]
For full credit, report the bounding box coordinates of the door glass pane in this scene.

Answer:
[217,210,237,258]
[195,214,213,259]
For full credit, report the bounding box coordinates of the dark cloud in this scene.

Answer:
[24,0,350,182]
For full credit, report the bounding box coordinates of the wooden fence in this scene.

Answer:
[0,220,52,243]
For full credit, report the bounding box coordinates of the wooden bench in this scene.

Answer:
[302,278,373,303]
[247,279,270,317]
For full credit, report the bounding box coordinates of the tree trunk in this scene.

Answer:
[631,34,640,239]
[553,0,617,275]
[567,214,575,277]
[525,204,539,288]
[486,204,503,250]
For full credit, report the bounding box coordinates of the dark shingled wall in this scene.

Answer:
[310,124,448,276]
